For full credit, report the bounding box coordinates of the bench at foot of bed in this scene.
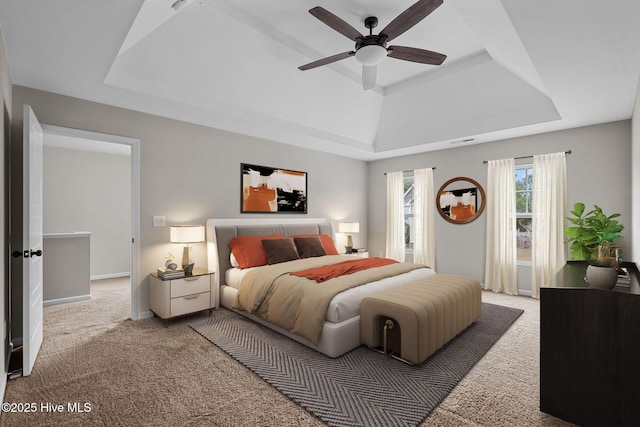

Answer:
[360,273,482,364]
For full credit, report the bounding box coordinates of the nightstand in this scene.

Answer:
[344,250,369,258]
[149,267,215,325]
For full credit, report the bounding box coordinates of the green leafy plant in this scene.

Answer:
[564,202,624,266]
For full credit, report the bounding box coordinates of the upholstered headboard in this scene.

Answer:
[206,218,334,289]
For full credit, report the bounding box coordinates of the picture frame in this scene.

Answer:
[241,163,308,214]
[436,176,485,224]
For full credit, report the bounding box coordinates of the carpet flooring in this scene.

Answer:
[191,303,523,427]
[0,278,575,426]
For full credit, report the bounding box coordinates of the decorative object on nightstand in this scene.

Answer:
[170,225,205,269]
[184,263,194,276]
[165,252,177,269]
[338,221,359,254]
[157,265,184,279]
[159,251,183,279]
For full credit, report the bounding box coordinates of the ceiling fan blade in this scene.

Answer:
[309,7,365,42]
[298,51,355,71]
[379,0,443,43]
[387,45,446,65]
[362,65,377,90]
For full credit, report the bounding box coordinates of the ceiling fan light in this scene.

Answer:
[355,45,387,66]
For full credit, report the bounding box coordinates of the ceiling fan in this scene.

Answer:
[298,0,447,90]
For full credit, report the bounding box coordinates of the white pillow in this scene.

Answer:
[230,252,239,267]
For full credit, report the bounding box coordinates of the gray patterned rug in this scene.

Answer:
[190,302,523,427]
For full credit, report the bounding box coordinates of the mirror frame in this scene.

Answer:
[436,176,486,224]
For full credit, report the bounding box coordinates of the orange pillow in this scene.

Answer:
[228,234,284,268]
[290,234,339,255]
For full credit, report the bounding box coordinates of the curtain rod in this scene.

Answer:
[384,166,436,175]
[482,150,571,164]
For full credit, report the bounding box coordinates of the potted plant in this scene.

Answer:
[564,202,624,289]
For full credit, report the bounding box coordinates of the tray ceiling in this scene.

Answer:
[0,0,638,160]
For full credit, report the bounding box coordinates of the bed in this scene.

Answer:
[206,218,436,357]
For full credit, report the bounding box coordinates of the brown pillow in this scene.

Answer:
[262,238,300,265]
[294,237,326,258]
[290,234,339,255]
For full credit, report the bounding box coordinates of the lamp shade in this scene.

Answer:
[170,225,205,243]
[338,222,360,234]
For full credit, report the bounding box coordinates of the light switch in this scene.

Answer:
[153,216,166,227]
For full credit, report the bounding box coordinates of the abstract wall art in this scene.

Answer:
[438,187,477,221]
[241,163,307,213]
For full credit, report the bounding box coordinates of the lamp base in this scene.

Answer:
[181,245,194,269]
[344,234,354,254]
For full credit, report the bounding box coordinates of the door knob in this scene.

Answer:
[30,249,43,257]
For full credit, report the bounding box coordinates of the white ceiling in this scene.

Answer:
[1,0,639,160]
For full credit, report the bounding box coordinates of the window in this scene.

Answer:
[404,175,414,251]
[515,165,533,262]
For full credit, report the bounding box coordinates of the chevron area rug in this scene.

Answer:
[190,302,523,427]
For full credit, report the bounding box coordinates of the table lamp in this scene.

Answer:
[170,225,205,270]
[338,222,359,254]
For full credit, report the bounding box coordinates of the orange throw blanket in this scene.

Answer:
[290,257,398,283]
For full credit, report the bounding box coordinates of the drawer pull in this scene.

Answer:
[184,277,199,281]
[182,294,200,300]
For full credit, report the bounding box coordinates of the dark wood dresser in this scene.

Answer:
[540,261,640,426]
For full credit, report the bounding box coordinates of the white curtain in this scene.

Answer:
[531,152,567,298]
[484,158,518,294]
[386,171,405,262]
[413,168,435,267]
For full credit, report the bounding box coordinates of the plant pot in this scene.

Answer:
[585,265,618,290]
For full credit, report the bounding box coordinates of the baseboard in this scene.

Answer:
[481,283,533,297]
[138,310,154,320]
[91,272,130,281]
[43,294,91,307]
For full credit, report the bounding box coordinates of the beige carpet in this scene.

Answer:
[0,278,574,426]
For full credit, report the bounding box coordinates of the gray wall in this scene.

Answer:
[12,86,368,318]
[0,27,11,394]
[43,234,90,303]
[368,121,632,294]
[43,146,131,278]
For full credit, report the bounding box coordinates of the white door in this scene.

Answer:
[22,105,44,376]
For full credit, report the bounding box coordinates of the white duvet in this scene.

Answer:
[225,263,436,323]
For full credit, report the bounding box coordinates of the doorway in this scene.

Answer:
[40,125,140,321]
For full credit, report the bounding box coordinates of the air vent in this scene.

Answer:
[449,138,475,145]
[171,0,187,11]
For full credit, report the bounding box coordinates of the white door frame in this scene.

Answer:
[40,125,142,320]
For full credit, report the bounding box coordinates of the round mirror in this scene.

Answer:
[436,177,486,224]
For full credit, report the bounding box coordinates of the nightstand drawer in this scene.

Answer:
[171,292,210,317]
[170,275,210,298]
